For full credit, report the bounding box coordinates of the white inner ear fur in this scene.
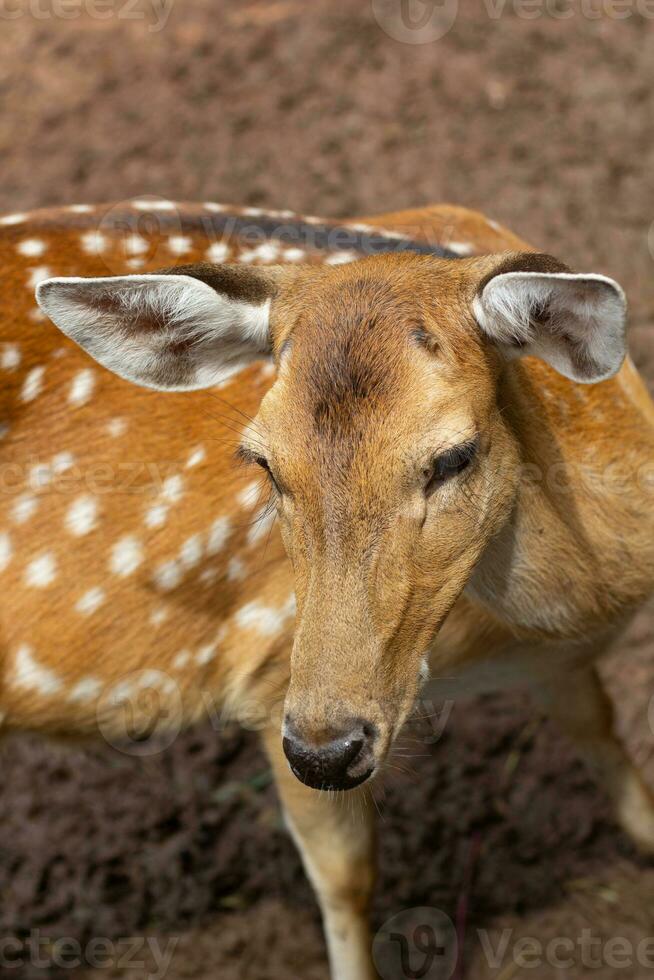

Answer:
[36,274,272,391]
[473,271,627,384]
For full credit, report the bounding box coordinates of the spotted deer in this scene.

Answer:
[0,198,653,980]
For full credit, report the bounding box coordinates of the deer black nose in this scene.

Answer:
[282,719,377,791]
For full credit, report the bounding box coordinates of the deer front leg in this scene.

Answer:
[263,726,378,980]
[534,664,654,852]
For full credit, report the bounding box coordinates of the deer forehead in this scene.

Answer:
[250,267,491,475]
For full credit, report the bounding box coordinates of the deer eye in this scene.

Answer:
[424,438,478,497]
[253,455,281,493]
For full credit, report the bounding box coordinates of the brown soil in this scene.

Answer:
[1,3,654,978]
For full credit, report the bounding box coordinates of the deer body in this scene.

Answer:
[1,200,653,979]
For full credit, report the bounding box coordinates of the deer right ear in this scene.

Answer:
[472,253,627,384]
[36,267,280,391]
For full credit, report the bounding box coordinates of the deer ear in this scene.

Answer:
[472,253,627,383]
[36,265,281,391]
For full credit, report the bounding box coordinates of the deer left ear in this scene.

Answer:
[36,264,284,391]
[473,253,627,383]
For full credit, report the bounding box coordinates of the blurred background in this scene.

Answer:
[1,2,654,978]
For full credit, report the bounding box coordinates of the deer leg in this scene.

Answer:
[534,664,654,852]
[263,725,378,980]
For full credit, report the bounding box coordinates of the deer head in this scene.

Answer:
[37,251,626,791]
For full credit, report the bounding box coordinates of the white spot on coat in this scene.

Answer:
[132,199,176,211]
[196,643,217,666]
[66,495,98,536]
[199,566,218,586]
[107,417,127,437]
[0,532,12,571]
[180,534,203,569]
[21,365,45,402]
[76,587,106,615]
[206,241,230,263]
[145,503,169,529]
[134,668,176,694]
[108,678,135,702]
[69,369,95,406]
[227,557,246,582]
[162,475,184,503]
[207,516,231,555]
[30,462,52,489]
[153,560,182,591]
[235,601,285,636]
[12,644,62,695]
[1,344,20,370]
[25,552,57,588]
[17,238,47,257]
[186,446,206,468]
[239,242,280,263]
[282,247,306,262]
[110,536,143,576]
[81,231,108,254]
[173,650,191,669]
[124,234,149,255]
[0,213,27,225]
[326,250,358,265]
[12,494,37,524]
[167,235,192,255]
[68,676,103,702]
[447,241,474,256]
[150,606,169,626]
[27,266,52,289]
[53,451,75,474]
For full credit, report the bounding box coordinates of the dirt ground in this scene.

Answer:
[1,2,654,978]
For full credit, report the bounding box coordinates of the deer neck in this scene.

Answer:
[466,359,631,640]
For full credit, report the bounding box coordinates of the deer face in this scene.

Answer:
[38,251,626,791]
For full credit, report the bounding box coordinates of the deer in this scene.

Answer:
[0,197,652,980]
